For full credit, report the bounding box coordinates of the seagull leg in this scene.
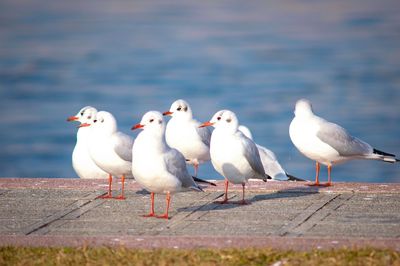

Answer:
[234,183,249,205]
[215,179,229,204]
[143,192,156,217]
[307,162,321,186]
[322,165,333,187]
[156,192,170,219]
[114,174,126,200]
[98,174,113,199]
[193,163,199,178]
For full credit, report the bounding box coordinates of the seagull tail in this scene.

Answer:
[262,174,272,182]
[372,148,398,163]
[285,173,306,182]
[192,176,217,186]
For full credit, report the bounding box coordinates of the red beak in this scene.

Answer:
[67,116,78,122]
[199,121,214,128]
[163,111,173,116]
[132,123,144,130]
[77,123,90,128]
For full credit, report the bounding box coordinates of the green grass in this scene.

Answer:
[1,246,399,266]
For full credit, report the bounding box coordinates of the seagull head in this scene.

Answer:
[132,111,165,135]
[294,99,314,118]
[91,111,118,135]
[200,110,239,134]
[163,99,193,120]
[67,106,98,128]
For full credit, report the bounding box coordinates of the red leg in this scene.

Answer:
[307,162,321,186]
[98,174,113,199]
[322,165,333,187]
[114,174,126,200]
[156,192,171,219]
[215,179,229,204]
[143,192,156,217]
[234,183,249,205]
[193,163,199,178]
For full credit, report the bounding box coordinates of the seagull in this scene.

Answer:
[289,98,399,186]
[200,110,270,204]
[163,99,211,177]
[131,111,214,219]
[87,111,134,199]
[238,125,302,181]
[67,106,109,179]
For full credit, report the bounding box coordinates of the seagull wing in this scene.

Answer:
[316,121,372,156]
[112,132,134,162]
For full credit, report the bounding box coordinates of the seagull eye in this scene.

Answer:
[150,119,154,123]
[80,112,84,116]
[93,119,97,123]
[217,117,221,121]
[177,107,182,111]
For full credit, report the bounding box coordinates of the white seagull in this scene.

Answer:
[289,98,399,186]
[200,110,270,204]
[238,125,301,181]
[67,106,109,179]
[131,111,214,219]
[163,99,211,177]
[87,111,134,199]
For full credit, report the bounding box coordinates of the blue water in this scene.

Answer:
[0,0,399,183]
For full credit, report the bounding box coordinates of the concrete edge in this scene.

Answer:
[0,235,399,251]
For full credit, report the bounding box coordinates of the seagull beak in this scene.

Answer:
[77,123,90,128]
[163,111,173,116]
[132,123,144,130]
[199,121,214,128]
[67,116,78,122]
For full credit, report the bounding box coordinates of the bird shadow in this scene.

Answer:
[135,189,150,195]
[177,185,321,212]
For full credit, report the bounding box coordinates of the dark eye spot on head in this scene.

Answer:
[158,119,162,124]
[150,119,154,123]
[184,106,188,112]
[87,116,92,119]
[226,118,232,123]
[177,107,182,111]
[101,119,104,123]
[217,117,221,121]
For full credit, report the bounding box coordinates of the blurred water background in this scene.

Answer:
[0,0,399,183]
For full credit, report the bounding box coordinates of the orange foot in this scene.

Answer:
[156,214,169,220]
[142,213,156,218]
[214,199,229,204]
[307,182,332,187]
[113,195,126,200]
[97,194,113,199]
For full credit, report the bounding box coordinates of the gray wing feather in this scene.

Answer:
[196,122,211,147]
[238,132,267,179]
[317,122,372,156]
[112,132,134,162]
[164,148,197,189]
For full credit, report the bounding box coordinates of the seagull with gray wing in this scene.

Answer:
[131,111,215,219]
[289,99,398,186]
[200,110,270,204]
[163,99,211,178]
[87,111,134,199]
